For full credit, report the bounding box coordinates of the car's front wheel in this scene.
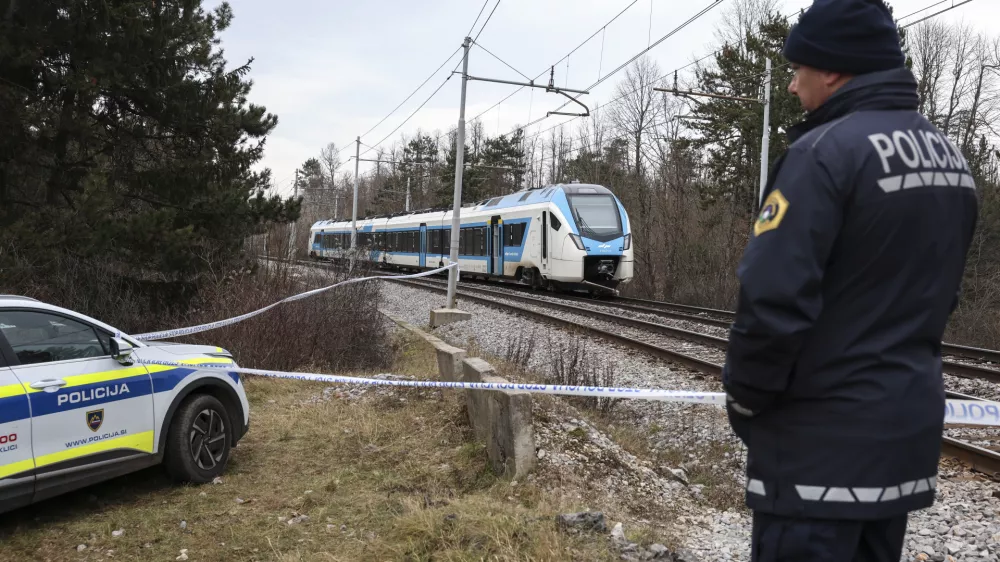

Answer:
[164,394,233,483]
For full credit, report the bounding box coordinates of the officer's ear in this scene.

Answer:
[822,70,854,91]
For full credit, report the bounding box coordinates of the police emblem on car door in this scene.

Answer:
[87,409,103,432]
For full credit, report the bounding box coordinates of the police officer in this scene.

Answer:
[722,0,979,559]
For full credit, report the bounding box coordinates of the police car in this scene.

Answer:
[0,295,250,513]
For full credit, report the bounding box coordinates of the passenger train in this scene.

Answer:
[308,182,634,295]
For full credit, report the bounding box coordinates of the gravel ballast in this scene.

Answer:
[377,279,1000,561]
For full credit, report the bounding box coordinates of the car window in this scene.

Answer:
[0,310,108,365]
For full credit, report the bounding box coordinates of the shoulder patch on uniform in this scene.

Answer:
[754,190,789,237]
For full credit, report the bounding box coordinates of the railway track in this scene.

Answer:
[606,296,1000,365]
[273,256,1000,475]
[386,275,1000,477]
[391,273,1000,386]
[274,256,1000,372]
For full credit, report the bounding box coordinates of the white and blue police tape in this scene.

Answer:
[135,358,1000,426]
[135,358,725,405]
[131,263,459,342]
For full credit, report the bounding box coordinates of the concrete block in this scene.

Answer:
[486,384,536,479]
[381,312,467,382]
[436,346,467,383]
[462,358,494,441]
[430,308,472,328]
[461,358,536,479]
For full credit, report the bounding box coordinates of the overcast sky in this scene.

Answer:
[208,0,1000,197]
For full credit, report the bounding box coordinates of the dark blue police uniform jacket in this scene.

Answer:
[724,67,979,520]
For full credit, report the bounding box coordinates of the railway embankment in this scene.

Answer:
[380,279,1000,562]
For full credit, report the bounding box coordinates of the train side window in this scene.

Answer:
[511,224,520,246]
[550,215,562,231]
[442,229,451,255]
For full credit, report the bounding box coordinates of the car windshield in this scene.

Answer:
[567,194,623,241]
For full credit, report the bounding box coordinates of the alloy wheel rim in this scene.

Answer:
[188,409,227,471]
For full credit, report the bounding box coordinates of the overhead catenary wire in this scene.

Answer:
[342,0,973,187]
[354,1,503,164]
[465,0,491,38]
[899,0,976,28]
[522,0,968,149]
[333,0,960,173]
[358,72,456,160]
[523,0,982,186]
[425,0,716,154]
[503,0,727,140]
[473,0,500,43]
[355,44,464,144]
[317,0,492,170]
[421,0,643,148]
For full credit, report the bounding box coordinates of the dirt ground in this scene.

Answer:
[0,334,632,562]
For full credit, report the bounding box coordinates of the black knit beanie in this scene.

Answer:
[782,0,906,75]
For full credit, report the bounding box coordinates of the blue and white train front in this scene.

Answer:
[547,184,633,293]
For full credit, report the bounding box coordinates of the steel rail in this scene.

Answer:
[270,260,1000,478]
[381,272,1000,478]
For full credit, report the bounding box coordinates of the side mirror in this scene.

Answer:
[109,337,134,366]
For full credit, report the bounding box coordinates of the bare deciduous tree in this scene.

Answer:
[610,56,663,179]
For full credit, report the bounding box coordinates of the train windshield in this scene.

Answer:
[567,194,623,242]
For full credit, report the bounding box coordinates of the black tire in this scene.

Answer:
[164,394,233,483]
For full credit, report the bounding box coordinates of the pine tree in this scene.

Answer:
[686,10,797,220]
[0,0,298,280]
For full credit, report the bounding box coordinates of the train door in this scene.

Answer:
[540,211,549,273]
[490,216,503,277]
[419,224,427,268]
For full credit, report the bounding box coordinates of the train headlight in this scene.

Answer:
[569,234,587,251]
[623,234,631,251]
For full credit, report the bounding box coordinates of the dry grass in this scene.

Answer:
[487,332,746,514]
[0,333,618,562]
